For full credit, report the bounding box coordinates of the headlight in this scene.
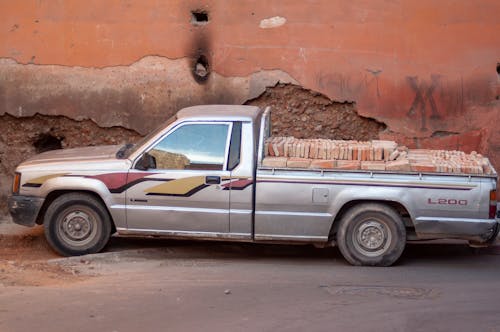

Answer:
[12,172,21,194]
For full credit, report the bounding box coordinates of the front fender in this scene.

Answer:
[40,177,115,205]
[38,176,127,229]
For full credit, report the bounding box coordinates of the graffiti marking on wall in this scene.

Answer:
[407,75,441,131]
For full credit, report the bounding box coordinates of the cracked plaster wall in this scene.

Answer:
[0,57,298,134]
[0,0,499,204]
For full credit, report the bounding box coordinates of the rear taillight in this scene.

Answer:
[12,172,21,194]
[489,190,497,219]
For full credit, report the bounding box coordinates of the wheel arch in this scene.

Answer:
[35,190,116,233]
[329,199,413,240]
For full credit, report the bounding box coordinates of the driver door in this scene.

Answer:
[125,122,232,235]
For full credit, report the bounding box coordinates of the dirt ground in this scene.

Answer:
[2,216,500,331]
[0,219,89,287]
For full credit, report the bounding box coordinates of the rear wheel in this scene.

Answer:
[44,193,112,256]
[336,203,406,266]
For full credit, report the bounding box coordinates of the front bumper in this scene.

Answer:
[8,195,45,227]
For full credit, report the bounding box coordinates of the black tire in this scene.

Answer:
[336,203,406,266]
[43,193,112,256]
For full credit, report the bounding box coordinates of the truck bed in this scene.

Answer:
[262,136,497,176]
[254,165,497,244]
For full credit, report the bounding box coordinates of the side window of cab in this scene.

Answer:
[148,123,230,171]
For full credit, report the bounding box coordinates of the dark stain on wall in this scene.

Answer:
[189,6,212,84]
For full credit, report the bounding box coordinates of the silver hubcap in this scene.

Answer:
[353,220,391,257]
[63,211,92,240]
[58,209,97,246]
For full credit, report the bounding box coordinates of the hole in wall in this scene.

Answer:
[33,133,63,153]
[497,63,500,100]
[192,54,210,83]
[191,10,209,25]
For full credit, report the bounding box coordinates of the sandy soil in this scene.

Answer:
[0,220,87,286]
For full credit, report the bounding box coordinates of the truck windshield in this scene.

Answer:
[116,114,178,159]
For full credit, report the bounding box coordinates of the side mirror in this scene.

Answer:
[135,153,156,170]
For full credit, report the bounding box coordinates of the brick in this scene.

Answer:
[310,159,336,169]
[284,141,290,157]
[336,160,361,170]
[323,142,329,159]
[388,149,399,161]
[372,140,396,161]
[318,142,325,159]
[408,149,432,155]
[262,157,287,168]
[333,146,340,159]
[338,146,344,160]
[397,151,408,160]
[383,148,393,161]
[272,142,280,156]
[410,163,437,173]
[481,158,492,174]
[268,142,276,156]
[309,142,317,159]
[361,161,386,171]
[361,147,367,161]
[369,147,374,161]
[374,146,383,161]
[292,141,299,158]
[326,141,332,159]
[473,165,484,174]
[290,141,296,158]
[436,163,446,173]
[287,157,312,168]
[304,142,310,158]
[276,140,285,157]
[386,159,411,171]
[352,147,359,160]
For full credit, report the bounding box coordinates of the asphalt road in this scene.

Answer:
[1,224,500,332]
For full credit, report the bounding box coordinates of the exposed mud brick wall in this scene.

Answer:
[0,115,141,212]
[246,84,385,140]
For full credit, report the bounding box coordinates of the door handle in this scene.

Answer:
[205,176,221,185]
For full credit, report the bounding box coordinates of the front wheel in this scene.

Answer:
[336,203,406,266]
[44,193,112,256]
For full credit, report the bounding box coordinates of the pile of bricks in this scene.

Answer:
[407,149,492,174]
[263,137,494,175]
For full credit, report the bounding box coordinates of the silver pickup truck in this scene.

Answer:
[8,105,499,266]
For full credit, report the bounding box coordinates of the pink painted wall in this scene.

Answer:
[0,0,499,170]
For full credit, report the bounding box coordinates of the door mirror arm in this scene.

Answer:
[135,153,156,170]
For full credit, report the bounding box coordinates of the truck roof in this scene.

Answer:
[177,105,262,122]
